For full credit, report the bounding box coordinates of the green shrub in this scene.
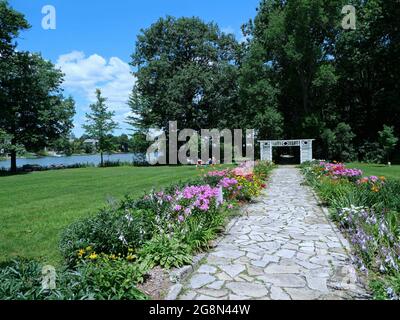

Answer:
[369,274,400,300]
[66,258,149,300]
[254,161,275,179]
[182,209,227,252]
[60,207,155,265]
[0,259,148,300]
[0,259,43,300]
[138,234,192,269]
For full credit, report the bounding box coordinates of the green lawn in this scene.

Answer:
[0,166,219,264]
[347,163,400,180]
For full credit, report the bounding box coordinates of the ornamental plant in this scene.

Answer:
[319,161,363,181]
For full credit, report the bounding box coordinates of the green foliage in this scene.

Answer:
[332,123,356,162]
[129,16,240,131]
[59,207,155,266]
[302,161,400,299]
[254,161,275,180]
[139,234,192,270]
[378,125,399,163]
[359,142,384,164]
[129,131,150,154]
[67,258,149,300]
[369,275,400,300]
[0,0,30,55]
[1,1,76,171]
[182,210,227,252]
[0,259,148,300]
[83,89,118,166]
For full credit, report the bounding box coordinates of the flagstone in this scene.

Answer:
[176,167,367,300]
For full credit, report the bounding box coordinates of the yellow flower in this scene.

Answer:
[77,249,85,257]
[85,246,93,252]
[109,254,117,260]
[88,252,98,260]
[371,186,380,193]
[126,254,136,261]
[379,176,386,181]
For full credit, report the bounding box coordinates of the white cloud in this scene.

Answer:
[56,51,136,113]
[221,26,235,35]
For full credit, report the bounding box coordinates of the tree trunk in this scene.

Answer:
[100,151,104,167]
[10,150,17,173]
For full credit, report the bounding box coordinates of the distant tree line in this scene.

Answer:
[50,132,149,157]
[129,0,399,163]
[1,0,399,170]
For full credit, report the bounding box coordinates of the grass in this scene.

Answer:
[347,162,400,180]
[0,165,223,264]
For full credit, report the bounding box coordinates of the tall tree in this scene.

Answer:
[335,0,400,147]
[83,89,118,167]
[378,125,398,164]
[243,0,344,140]
[0,52,75,172]
[0,1,75,172]
[129,16,240,132]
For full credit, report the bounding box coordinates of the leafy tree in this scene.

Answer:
[129,16,240,132]
[0,1,75,172]
[0,0,29,56]
[83,89,118,167]
[243,0,344,139]
[130,132,150,154]
[378,125,399,164]
[359,141,384,164]
[238,41,283,139]
[333,122,356,162]
[335,0,400,145]
[0,52,75,172]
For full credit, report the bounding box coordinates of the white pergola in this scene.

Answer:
[259,139,314,164]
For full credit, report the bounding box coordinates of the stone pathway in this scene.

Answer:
[177,166,368,300]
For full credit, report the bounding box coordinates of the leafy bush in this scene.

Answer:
[60,207,155,265]
[0,259,148,300]
[138,234,192,269]
[254,161,275,179]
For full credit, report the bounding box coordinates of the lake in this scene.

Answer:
[0,153,141,169]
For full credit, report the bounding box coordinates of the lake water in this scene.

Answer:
[0,153,141,169]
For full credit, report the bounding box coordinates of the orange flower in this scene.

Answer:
[371,186,380,193]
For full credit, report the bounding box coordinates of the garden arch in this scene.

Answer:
[259,139,314,164]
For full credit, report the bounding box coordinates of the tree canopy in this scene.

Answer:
[0,0,75,171]
[83,89,118,167]
[129,16,241,132]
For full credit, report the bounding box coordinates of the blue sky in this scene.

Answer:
[10,0,260,136]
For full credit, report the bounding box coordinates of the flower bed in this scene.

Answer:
[301,161,400,300]
[0,161,274,300]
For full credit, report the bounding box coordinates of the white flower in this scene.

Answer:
[125,214,133,223]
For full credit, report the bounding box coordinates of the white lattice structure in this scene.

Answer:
[259,139,314,164]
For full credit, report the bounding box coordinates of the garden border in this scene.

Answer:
[164,207,243,300]
[304,176,371,296]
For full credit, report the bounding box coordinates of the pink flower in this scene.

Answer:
[174,205,182,211]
